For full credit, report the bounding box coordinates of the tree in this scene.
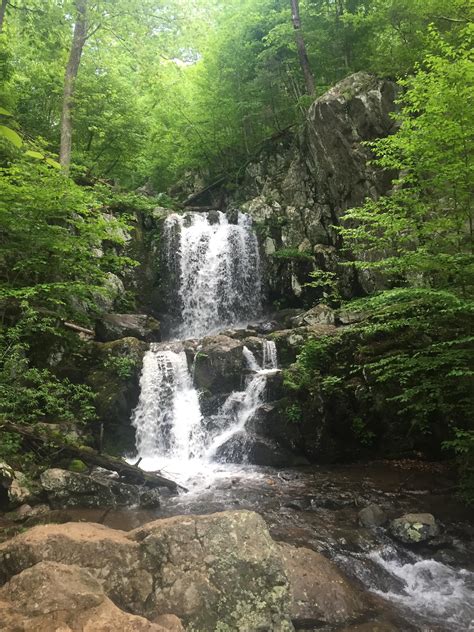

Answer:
[290,0,315,94]
[59,0,88,169]
[0,0,8,34]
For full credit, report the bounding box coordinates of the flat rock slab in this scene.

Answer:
[279,542,368,627]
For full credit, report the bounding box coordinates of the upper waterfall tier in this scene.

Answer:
[163,210,262,340]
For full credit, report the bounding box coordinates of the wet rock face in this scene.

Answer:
[238,72,398,305]
[84,336,148,454]
[96,313,161,343]
[389,513,440,545]
[0,511,293,632]
[40,468,160,510]
[193,335,244,393]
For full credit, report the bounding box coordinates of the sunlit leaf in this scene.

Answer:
[0,125,23,148]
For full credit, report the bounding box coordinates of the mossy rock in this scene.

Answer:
[68,459,88,474]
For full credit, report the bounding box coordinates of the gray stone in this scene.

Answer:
[40,468,159,510]
[96,313,161,343]
[193,334,244,393]
[389,513,440,544]
[131,511,293,630]
[358,504,387,528]
[291,303,336,327]
[239,72,398,302]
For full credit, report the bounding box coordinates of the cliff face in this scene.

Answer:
[237,72,398,307]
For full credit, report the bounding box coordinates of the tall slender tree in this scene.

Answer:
[290,0,315,95]
[59,0,88,169]
[0,0,8,33]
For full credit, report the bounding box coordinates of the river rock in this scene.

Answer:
[0,511,293,631]
[358,504,387,528]
[389,513,440,544]
[40,468,159,510]
[96,313,161,343]
[131,511,293,630]
[193,335,244,393]
[0,521,149,611]
[0,561,168,632]
[279,542,367,627]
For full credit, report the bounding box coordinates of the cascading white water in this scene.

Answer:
[131,346,204,473]
[164,211,262,339]
[368,548,474,630]
[131,339,279,478]
[130,210,273,479]
[205,344,279,462]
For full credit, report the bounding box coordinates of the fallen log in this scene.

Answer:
[0,422,186,493]
[63,321,95,336]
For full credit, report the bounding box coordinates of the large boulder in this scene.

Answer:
[279,543,368,628]
[0,561,170,632]
[130,511,293,630]
[0,511,293,631]
[96,313,161,343]
[193,335,244,393]
[0,522,148,611]
[389,513,440,545]
[0,463,38,509]
[290,304,336,327]
[40,468,160,510]
[214,431,298,467]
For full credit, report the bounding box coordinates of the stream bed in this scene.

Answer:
[28,460,474,632]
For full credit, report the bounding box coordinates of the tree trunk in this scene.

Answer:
[0,0,8,34]
[290,0,315,96]
[59,0,88,170]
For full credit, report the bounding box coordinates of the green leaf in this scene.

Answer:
[25,150,45,160]
[0,107,13,117]
[45,157,61,169]
[0,125,23,148]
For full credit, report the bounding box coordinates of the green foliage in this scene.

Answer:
[305,270,341,306]
[0,159,133,321]
[103,353,139,379]
[271,248,314,261]
[288,288,474,494]
[352,417,376,446]
[284,402,302,424]
[340,27,473,291]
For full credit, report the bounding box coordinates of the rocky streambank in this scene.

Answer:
[1,460,473,631]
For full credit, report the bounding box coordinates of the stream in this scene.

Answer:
[7,208,470,631]
[125,208,474,631]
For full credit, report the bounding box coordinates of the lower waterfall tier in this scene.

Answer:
[131,340,280,480]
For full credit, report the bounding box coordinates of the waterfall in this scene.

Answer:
[164,211,262,339]
[131,346,204,468]
[205,344,279,462]
[263,340,278,370]
[130,209,277,478]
